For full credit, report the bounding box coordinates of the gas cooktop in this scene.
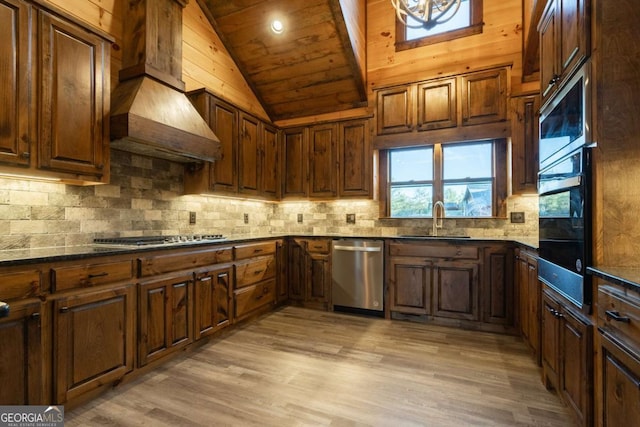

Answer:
[93,234,226,247]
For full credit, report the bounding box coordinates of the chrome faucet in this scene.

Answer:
[432,201,445,237]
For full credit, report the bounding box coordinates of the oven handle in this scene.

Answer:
[538,175,582,195]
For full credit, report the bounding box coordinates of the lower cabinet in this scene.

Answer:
[0,299,43,405]
[194,265,232,340]
[138,273,192,367]
[433,261,479,321]
[388,257,432,315]
[288,238,331,310]
[54,284,135,404]
[541,286,593,427]
[233,241,278,321]
[517,248,541,364]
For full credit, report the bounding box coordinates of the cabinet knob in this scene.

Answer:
[31,312,41,320]
[0,301,9,318]
[59,306,70,313]
[22,152,30,159]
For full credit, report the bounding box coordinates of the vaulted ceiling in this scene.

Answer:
[196,0,368,122]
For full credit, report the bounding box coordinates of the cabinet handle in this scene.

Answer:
[253,269,264,275]
[0,301,9,318]
[22,152,30,159]
[253,248,263,254]
[605,310,631,323]
[31,312,41,320]
[549,74,561,85]
[59,307,69,313]
[199,276,212,283]
[88,272,109,279]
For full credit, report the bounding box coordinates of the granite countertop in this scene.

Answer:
[0,234,538,266]
[587,266,640,291]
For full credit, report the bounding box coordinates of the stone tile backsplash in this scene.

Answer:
[0,150,538,249]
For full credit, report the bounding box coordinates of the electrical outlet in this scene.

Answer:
[346,213,356,224]
[189,211,196,225]
[510,212,525,223]
[243,213,249,224]
[297,213,303,223]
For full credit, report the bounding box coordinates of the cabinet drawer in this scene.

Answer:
[234,241,276,260]
[234,279,275,319]
[235,256,276,289]
[0,270,43,300]
[305,239,331,254]
[52,260,134,292]
[138,247,233,277]
[598,284,640,346]
[389,243,479,259]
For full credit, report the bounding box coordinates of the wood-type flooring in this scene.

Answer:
[66,306,574,426]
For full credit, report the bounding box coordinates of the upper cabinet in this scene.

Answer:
[538,0,590,105]
[510,94,540,194]
[185,90,279,200]
[374,67,509,145]
[0,0,112,184]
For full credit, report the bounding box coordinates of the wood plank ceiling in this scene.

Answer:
[196,0,368,121]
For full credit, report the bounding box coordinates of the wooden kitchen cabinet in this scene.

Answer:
[54,284,135,404]
[276,240,288,303]
[461,68,508,126]
[417,77,457,131]
[541,286,593,427]
[0,0,112,184]
[261,122,280,199]
[433,261,479,321]
[482,244,514,327]
[194,265,232,340]
[186,91,238,194]
[281,127,308,199]
[238,112,260,196]
[516,248,541,364]
[538,0,590,104]
[233,241,278,321]
[138,273,192,367]
[0,299,43,405]
[388,257,433,315]
[309,123,337,198]
[288,238,331,310]
[376,85,414,135]
[510,94,540,194]
[338,119,372,198]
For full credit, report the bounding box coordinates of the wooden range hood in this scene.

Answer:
[110,0,221,163]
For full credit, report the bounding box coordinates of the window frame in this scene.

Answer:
[380,138,508,219]
[395,0,484,52]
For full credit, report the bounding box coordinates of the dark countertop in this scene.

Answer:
[587,266,640,291]
[0,234,538,267]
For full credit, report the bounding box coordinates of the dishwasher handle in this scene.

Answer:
[333,245,382,253]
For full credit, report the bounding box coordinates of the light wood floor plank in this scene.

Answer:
[66,306,575,426]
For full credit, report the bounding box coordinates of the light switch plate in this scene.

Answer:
[243,213,249,224]
[346,213,356,224]
[297,213,303,223]
[189,211,196,224]
[510,212,525,223]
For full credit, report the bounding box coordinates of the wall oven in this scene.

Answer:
[538,147,592,310]
[538,61,592,310]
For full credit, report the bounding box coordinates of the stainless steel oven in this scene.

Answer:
[538,147,592,310]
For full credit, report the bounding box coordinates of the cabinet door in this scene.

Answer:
[433,262,479,321]
[138,274,192,366]
[541,290,561,390]
[276,240,288,303]
[0,300,42,405]
[388,257,432,315]
[307,252,330,304]
[309,124,337,198]
[282,127,308,198]
[511,95,540,194]
[38,11,109,180]
[517,253,530,340]
[376,85,413,135]
[287,239,306,301]
[238,112,260,196]
[560,307,593,426]
[54,284,134,403]
[527,259,541,362]
[194,266,232,340]
[539,0,559,101]
[0,0,32,166]
[209,97,238,193]
[417,78,457,131]
[461,68,508,126]
[482,245,513,326]
[559,0,589,83]
[261,123,279,199]
[600,332,640,427]
[338,120,371,198]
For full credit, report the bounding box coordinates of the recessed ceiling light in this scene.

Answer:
[271,20,284,34]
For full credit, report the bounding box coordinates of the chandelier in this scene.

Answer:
[390,0,462,28]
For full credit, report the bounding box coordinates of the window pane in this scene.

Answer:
[390,147,433,182]
[406,0,471,41]
[443,182,492,217]
[390,185,433,217]
[443,142,492,179]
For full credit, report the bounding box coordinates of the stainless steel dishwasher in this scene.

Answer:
[331,239,384,313]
